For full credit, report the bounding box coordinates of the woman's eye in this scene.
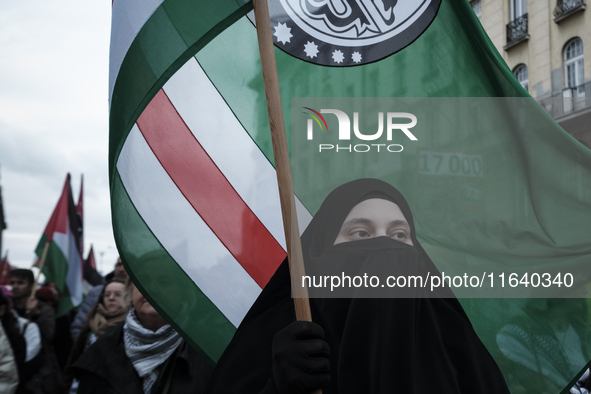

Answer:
[104,292,122,298]
[352,230,370,238]
[390,232,407,239]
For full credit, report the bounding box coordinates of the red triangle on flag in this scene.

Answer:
[0,252,11,286]
[87,245,96,270]
[76,174,84,258]
[42,174,71,242]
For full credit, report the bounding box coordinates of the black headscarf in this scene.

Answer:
[204,179,510,393]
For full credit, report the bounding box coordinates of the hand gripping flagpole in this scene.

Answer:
[252,0,314,320]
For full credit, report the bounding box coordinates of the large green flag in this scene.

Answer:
[109,0,591,391]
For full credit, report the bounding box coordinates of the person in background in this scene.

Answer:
[70,258,127,340]
[72,279,212,393]
[9,270,54,347]
[63,279,128,393]
[0,287,43,394]
[0,323,19,394]
[35,284,72,372]
[0,290,26,393]
[9,269,61,394]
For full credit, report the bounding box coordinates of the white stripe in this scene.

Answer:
[117,125,261,327]
[53,231,83,306]
[65,231,83,306]
[162,57,312,248]
[53,233,69,263]
[109,0,165,102]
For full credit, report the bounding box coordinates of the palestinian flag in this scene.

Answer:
[0,252,11,286]
[109,0,591,391]
[86,244,97,270]
[35,174,83,316]
[76,174,84,258]
[83,246,103,287]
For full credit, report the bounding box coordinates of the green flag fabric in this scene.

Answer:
[109,0,591,391]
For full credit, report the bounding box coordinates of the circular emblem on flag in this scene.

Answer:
[267,0,441,66]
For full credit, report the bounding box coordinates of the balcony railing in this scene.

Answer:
[506,14,528,47]
[537,81,591,119]
[553,0,586,22]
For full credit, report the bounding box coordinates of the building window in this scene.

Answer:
[510,0,526,20]
[513,64,529,92]
[471,0,482,21]
[564,38,584,89]
[505,0,528,47]
[553,0,586,22]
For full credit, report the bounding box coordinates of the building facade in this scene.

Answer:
[471,0,590,148]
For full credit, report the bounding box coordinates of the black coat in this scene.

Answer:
[203,179,511,393]
[71,322,212,394]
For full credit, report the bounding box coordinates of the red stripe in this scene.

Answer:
[44,174,71,241]
[136,89,286,287]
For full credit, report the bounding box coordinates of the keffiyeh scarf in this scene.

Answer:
[123,308,182,393]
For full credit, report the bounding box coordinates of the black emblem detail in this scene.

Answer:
[263,0,441,67]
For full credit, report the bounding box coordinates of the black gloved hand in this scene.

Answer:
[271,321,331,394]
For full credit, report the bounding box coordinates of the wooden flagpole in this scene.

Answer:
[252,1,313,321]
[28,240,50,311]
[252,5,323,390]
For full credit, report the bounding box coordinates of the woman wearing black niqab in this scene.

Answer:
[203,179,510,393]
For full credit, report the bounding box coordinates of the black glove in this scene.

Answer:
[271,321,331,394]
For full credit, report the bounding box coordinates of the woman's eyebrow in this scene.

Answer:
[342,218,374,226]
[342,219,410,228]
[388,220,410,228]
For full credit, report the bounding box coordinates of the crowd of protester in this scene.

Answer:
[1,252,589,393]
[0,259,212,394]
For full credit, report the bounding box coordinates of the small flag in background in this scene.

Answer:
[34,174,83,317]
[86,244,96,271]
[76,174,84,259]
[0,252,11,286]
[83,246,103,287]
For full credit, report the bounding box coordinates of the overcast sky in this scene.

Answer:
[0,1,120,275]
